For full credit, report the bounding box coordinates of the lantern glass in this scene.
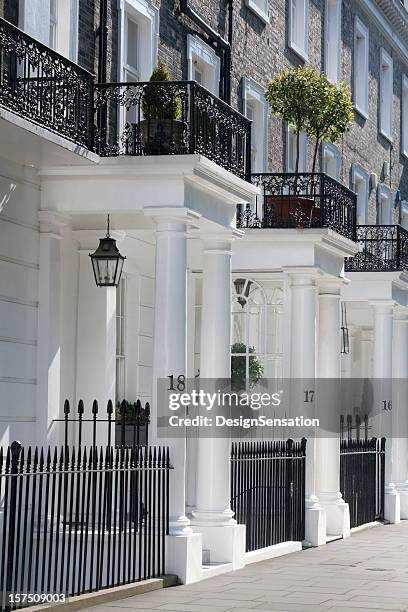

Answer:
[90,236,126,287]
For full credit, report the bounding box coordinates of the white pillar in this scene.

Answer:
[392,307,408,518]
[75,244,116,445]
[285,269,326,547]
[192,237,246,569]
[316,282,350,538]
[151,215,202,584]
[371,301,399,524]
[36,212,68,446]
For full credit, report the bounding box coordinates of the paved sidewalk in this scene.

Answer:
[90,522,408,612]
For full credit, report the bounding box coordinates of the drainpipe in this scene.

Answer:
[97,0,108,83]
[179,0,232,103]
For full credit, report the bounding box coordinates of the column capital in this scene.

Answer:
[393,305,408,322]
[318,277,346,296]
[369,300,395,315]
[199,228,244,251]
[282,266,322,286]
[143,206,201,231]
[38,210,70,237]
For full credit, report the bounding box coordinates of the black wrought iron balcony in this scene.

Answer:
[0,17,94,148]
[236,173,357,241]
[94,81,252,181]
[344,225,408,272]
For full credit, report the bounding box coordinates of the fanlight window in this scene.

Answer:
[232,278,284,387]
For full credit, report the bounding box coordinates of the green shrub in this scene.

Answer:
[141,63,182,120]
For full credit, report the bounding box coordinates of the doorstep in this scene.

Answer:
[201,562,234,579]
[245,541,302,564]
[25,575,178,612]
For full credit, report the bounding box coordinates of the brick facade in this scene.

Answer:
[5,0,407,222]
[99,0,408,222]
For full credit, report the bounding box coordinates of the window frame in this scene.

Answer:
[245,0,269,24]
[288,0,309,62]
[377,183,393,225]
[116,276,127,404]
[242,77,268,173]
[286,124,308,173]
[187,35,221,95]
[379,48,393,142]
[323,142,341,180]
[353,17,369,119]
[351,164,369,225]
[402,74,408,158]
[324,0,341,84]
[119,0,159,83]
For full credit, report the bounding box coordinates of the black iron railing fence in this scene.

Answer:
[230,439,306,552]
[344,225,408,272]
[340,415,385,528]
[94,80,251,180]
[237,173,357,241]
[0,440,170,611]
[0,17,94,148]
[0,18,251,180]
[53,399,149,449]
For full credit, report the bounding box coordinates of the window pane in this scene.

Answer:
[127,18,138,70]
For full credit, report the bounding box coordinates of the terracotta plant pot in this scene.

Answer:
[265,195,321,227]
[139,118,185,155]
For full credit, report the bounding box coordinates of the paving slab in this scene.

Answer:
[88,522,408,612]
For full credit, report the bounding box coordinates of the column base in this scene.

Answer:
[318,492,350,538]
[304,497,326,547]
[385,483,401,524]
[396,482,408,519]
[192,523,246,570]
[169,515,193,536]
[165,532,203,585]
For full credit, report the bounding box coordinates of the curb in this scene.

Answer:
[25,575,179,611]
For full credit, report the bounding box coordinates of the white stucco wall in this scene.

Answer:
[0,158,40,447]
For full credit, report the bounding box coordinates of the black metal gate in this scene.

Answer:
[340,415,385,528]
[230,439,306,552]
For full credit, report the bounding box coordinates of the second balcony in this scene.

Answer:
[236,172,357,242]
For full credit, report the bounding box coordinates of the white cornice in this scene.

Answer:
[357,0,408,65]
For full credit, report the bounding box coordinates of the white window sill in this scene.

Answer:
[245,0,270,23]
[379,127,393,144]
[288,40,308,63]
[354,104,369,120]
[401,147,408,160]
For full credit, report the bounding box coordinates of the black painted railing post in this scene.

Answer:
[107,399,113,448]
[92,400,98,450]
[77,399,84,448]
[6,441,21,601]
[189,82,196,154]
[64,399,70,450]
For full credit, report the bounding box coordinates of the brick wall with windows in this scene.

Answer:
[0,0,19,25]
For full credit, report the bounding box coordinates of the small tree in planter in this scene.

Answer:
[307,78,353,174]
[140,63,184,154]
[231,342,264,392]
[265,66,320,174]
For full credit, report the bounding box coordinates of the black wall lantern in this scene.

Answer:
[340,302,350,354]
[90,214,126,287]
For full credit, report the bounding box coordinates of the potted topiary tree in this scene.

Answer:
[265,67,353,227]
[140,63,185,155]
[231,342,264,393]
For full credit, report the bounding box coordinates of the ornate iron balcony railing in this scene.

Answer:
[236,173,357,241]
[0,17,94,148]
[344,225,408,272]
[93,80,252,181]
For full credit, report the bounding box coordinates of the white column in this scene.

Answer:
[316,282,350,538]
[392,307,408,518]
[152,217,190,533]
[192,238,245,569]
[75,244,116,445]
[371,301,399,523]
[36,212,68,446]
[151,216,202,584]
[285,269,326,547]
